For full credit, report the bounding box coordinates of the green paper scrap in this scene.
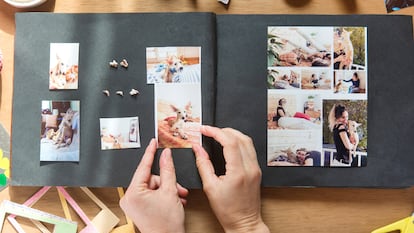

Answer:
[0,200,77,233]
[0,174,6,186]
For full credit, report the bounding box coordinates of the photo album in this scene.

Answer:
[11,13,414,188]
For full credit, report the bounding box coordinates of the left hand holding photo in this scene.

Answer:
[120,138,188,233]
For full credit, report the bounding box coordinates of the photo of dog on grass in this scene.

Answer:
[155,83,201,148]
[40,100,80,162]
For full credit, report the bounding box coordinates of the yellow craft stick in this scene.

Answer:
[57,187,72,221]
[111,187,136,233]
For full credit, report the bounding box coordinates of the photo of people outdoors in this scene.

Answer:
[323,100,367,167]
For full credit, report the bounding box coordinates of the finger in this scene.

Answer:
[180,198,188,206]
[159,148,178,191]
[177,183,189,198]
[200,125,244,168]
[236,132,260,165]
[192,143,217,186]
[148,175,160,189]
[223,128,261,173]
[129,139,157,187]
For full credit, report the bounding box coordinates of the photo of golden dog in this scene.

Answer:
[53,108,75,149]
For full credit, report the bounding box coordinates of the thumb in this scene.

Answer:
[159,148,178,191]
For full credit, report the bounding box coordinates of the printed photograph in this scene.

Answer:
[40,100,80,162]
[155,83,202,148]
[268,27,332,67]
[301,69,332,90]
[267,68,300,89]
[333,27,366,70]
[322,100,368,167]
[334,70,367,94]
[146,46,201,84]
[266,26,368,168]
[268,130,322,167]
[49,43,79,90]
[267,92,322,130]
[100,117,141,150]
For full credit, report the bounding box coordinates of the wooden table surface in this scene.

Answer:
[2,0,414,232]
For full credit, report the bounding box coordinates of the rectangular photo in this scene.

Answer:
[322,100,368,167]
[267,68,300,89]
[155,83,202,148]
[301,69,332,90]
[267,92,323,167]
[100,117,141,150]
[146,46,201,84]
[267,25,368,168]
[40,100,80,162]
[333,27,366,71]
[334,70,367,94]
[267,92,322,130]
[268,26,332,67]
[268,130,323,167]
[49,43,79,90]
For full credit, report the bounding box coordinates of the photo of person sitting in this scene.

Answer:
[343,72,360,93]
[272,98,287,123]
[272,98,320,130]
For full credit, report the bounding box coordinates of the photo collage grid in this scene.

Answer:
[267,26,368,167]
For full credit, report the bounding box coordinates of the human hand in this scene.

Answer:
[120,139,189,233]
[192,126,270,233]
